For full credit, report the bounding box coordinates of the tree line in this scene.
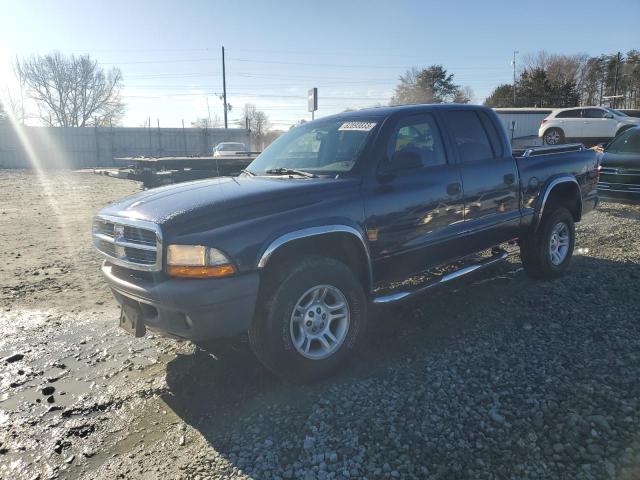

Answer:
[4,49,639,134]
[484,50,640,109]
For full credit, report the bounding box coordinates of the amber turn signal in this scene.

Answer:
[167,264,236,278]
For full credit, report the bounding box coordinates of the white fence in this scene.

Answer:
[493,108,553,143]
[0,125,250,169]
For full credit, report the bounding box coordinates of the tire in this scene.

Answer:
[249,255,367,383]
[543,128,564,145]
[520,207,575,279]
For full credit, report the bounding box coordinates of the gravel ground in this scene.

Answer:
[1,170,640,480]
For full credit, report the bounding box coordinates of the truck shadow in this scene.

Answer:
[160,254,639,474]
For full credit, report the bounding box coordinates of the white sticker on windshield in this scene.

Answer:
[338,121,377,131]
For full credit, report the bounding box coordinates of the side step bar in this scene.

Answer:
[372,249,509,304]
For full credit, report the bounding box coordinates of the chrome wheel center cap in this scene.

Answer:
[304,304,328,333]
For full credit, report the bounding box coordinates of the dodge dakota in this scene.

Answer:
[93,104,599,381]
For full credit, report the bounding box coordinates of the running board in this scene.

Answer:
[372,249,509,304]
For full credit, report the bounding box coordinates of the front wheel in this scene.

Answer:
[249,256,367,383]
[520,207,575,279]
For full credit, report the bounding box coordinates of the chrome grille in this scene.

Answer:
[92,215,162,271]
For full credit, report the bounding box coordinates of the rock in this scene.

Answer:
[3,353,24,363]
[489,410,506,425]
[604,461,616,477]
[41,386,55,396]
[590,415,610,431]
[65,455,75,464]
[179,435,185,446]
[303,436,315,450]
[587,444,604,456]
[46,395,55,404]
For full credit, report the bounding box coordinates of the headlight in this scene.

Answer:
[166,245,236,278]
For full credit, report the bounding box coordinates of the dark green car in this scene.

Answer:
[598,126,640,203]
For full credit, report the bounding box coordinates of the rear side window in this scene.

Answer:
[444,111,495,163]
[556,109,582,118]
[478,111,504,157]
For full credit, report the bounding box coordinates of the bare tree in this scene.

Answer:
[454,86,475,104]
[191,114,221,128]
[15,52,125,127]
[239,104,270,150]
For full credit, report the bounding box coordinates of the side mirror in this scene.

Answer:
[603,113,614,119]
[383,150,422,173]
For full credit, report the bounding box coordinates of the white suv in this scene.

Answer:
[539,107,640,145]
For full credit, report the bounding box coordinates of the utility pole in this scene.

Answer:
[206,96,212,127]
[512,50,519,106]
[222,46,228,129]
[613,51,621,109]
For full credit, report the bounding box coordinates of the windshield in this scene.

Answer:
[605,108,627,117]
[218,143,246,151]
[606,128,640,154]
[246,118,379,175]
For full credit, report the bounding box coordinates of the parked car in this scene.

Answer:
[539,106,640,145]
[619,109,640,118]
[597,126,640,202]
[213,142,248,157]
[93,104,598,382]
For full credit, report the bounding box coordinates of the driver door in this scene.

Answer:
[582,108,617,140]
[363,113,465,283]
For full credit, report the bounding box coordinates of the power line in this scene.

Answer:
[100,58,218,65]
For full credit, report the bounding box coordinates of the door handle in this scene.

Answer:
[504,174,515,185]
[447,182,461,195]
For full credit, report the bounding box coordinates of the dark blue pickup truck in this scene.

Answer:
[93,104,598,381]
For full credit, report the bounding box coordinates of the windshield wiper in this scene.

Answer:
[240,169,255,176]
[264,168,317,178]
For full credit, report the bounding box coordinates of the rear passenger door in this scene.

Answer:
[442,109,520,250]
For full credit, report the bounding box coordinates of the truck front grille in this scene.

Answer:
[92,216,162,271]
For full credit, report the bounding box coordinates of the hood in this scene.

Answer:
[600,151,640,169]
[99,175,360,229]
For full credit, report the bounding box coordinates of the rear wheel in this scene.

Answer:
[520,207,575,279]
[543,128,564,145]
[249,255,367,383]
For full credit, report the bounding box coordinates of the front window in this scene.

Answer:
[246,117,380,175]
[606,128,640,154]
[583,108,605,119]
[224,143,246,151]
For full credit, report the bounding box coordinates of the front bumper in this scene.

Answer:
[101,262,260,341]
[598,175,640,204]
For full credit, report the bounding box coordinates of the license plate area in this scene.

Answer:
[119,301,146,337]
